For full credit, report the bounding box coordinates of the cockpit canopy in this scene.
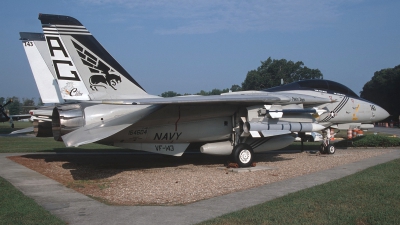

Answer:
[264,79,359,98]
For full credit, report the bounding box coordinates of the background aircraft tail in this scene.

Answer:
[38,13,149,100]
[20,32,64,104]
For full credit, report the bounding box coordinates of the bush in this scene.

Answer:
[335,134,400,148]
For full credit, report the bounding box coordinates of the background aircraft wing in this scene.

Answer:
[10,127,34,135]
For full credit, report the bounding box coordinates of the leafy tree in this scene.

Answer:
[195,88,231,96]
[212,88,229,95]
[21,98,36,114]
[241,57,323,90]
[161,86,240,97]
[6,96,21,115]
[196,90,208,96]
[161,91,181,97]
[360,65,400,121]
[230,84,242,92]
[37,97,44,106]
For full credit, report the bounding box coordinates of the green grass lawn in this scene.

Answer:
[0,176,65,225]
[199,158,400,225]
[0,136,122,153]
[0,121,32,134]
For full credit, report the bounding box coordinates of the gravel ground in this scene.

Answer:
[8,149,392,206]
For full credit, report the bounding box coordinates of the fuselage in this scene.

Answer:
[93,88,388,145]
[273,89,389,125]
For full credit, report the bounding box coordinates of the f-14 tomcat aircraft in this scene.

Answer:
[21,14,389,167]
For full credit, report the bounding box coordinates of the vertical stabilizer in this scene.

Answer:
[38,13,148,100]
[20,32,64,104]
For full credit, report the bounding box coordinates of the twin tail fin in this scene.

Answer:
[37,13,148,101]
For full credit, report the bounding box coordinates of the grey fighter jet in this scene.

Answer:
[21,14,389,167]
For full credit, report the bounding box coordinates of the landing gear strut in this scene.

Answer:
[320,127,336,154]
[298,132,306,152]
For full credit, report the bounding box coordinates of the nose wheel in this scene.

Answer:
[319,127,336,154]
[319,144,335,154]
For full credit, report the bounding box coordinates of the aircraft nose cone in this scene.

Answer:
[375,106,390,121]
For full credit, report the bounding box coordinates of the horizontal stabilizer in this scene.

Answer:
[10,127,34,135]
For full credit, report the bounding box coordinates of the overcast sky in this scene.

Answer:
[1,0,399,102]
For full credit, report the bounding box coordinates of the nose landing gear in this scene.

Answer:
[320,127,336,154]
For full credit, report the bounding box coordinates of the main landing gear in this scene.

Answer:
[231,143,254,168]
[320,127,336,155]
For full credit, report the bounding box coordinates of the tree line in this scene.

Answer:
[0,97,43,115]
[160,56,399,122]
[360,64,400,122]
[161,57,323,97]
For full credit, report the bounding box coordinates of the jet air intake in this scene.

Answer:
[243,122,324,138]
[52,104,85,141]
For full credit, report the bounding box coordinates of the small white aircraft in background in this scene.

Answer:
[19,13,389,167]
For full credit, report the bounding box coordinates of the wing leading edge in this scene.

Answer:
[101,92,333,105]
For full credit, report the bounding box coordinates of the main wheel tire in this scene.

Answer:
[326,144,335,154]
[232,144,254,167]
